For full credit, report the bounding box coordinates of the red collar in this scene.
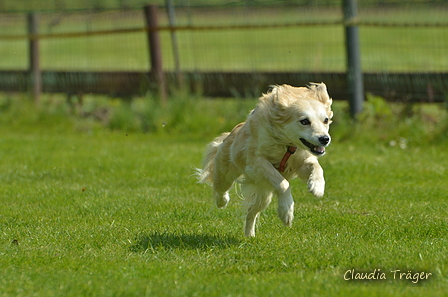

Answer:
[277,146,297,172]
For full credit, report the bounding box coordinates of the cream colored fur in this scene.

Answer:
[197,83,333,237]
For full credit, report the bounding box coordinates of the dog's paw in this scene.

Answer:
[278,201,294,227]
[215,192,230,208]
[308,175,325,198]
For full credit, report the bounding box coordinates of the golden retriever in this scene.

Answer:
[197,83,333,237]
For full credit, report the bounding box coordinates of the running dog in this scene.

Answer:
[197,83,333,237]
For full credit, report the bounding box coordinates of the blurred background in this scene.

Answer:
[0,0,447,102]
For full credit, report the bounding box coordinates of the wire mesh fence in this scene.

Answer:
[0,0,447,102]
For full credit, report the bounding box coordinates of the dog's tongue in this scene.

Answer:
[314,146,325,153]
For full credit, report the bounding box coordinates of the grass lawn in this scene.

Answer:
[0,95,447,296]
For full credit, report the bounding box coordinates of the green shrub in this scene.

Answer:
[0,92,446,145]
[330,94,448,146]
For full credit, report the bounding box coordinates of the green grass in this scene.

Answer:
[0,93,447,296]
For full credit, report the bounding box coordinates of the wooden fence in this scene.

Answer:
[0,3,447,110]
[1,70,446,103]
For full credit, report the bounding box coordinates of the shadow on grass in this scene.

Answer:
[131,231,241,252]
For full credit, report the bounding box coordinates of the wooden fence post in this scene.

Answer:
[144,5,167,104]
[343,0,364,118]
[27,13,41,105]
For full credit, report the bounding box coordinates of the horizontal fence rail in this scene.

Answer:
[0,70,446,102]
[2,20,448,41]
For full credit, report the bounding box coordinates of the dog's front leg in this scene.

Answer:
[299,156,325,198]
[276,178,295,227]
[246,158,294,228]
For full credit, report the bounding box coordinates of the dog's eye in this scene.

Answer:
[300,119,311,125]
[324,118,329,124]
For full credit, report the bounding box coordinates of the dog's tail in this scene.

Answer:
[196,132,229,185]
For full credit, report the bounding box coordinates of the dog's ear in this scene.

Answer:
[308,83,332,105]
[265,85,292,124]
[308,82,333,117]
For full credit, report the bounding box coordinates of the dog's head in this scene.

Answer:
[261,83,333,156]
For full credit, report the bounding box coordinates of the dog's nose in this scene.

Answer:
[318,136,330,145]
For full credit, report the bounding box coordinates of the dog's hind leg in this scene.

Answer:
[242,183,273,237]
[213,165,240,208]
[211,138,244,208]
[214,192,230,209]
[199,133,237,209]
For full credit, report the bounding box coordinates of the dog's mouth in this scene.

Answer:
[300,138,325,155]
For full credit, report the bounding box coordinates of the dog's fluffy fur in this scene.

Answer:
[197,83,333,237]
